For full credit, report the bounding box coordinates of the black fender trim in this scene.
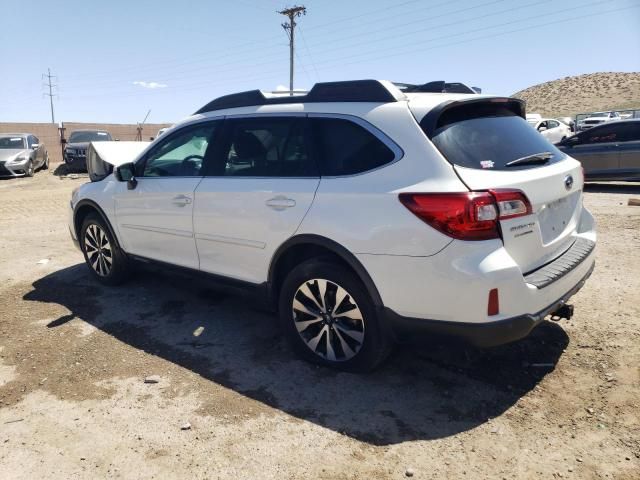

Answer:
[268,234,384,308]
[73,199,122,249]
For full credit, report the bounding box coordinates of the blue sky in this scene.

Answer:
[1,0,639,124]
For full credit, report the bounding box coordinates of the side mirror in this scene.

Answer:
[538,127,547,132]
[31,143,39,150]
[560,136,579,147]
[116,162,138,190]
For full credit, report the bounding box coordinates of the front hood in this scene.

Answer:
[66,142,90,149]
[0,149,28,162]
[87,141,150,181]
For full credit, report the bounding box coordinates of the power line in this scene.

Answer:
[279,5,307,94]
[298,25,320,81]
[42,68,58,124]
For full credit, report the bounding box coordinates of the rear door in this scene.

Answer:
[614,122,640,176]
[416,98,584,273]
[193,115,319,283]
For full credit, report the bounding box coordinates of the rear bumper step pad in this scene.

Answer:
[524,237,595,289]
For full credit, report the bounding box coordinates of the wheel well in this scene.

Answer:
[73,202,120,248]
[269,239,382,308]
[74,204,96,238]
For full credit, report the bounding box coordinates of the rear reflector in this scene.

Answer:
[488,288,499,316]
[399,189,532,241]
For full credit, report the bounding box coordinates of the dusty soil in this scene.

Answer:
[0,167,638,479]
[512,72,640,117]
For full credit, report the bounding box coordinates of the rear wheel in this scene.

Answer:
[80,213,130,285]
[278,258,392,372]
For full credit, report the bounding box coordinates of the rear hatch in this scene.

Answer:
[413,96,584,273]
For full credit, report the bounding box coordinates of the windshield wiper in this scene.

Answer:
[505,152,554,167]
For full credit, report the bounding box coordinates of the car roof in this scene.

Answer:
[0,133,29,137]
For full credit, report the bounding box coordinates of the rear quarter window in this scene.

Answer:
[422,103,566,171]
[310,117,396,176]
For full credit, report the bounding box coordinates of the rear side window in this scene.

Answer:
[310,118,396,176]
[582,122,640,143]
[424,104,565,171]
[212,117,316,177]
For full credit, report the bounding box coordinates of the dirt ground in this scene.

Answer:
[0,166,638,480]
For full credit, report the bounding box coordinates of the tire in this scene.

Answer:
[278,258,392,372]
[80,212,130,285]
[42,153,49,170]
[25,160,34,177]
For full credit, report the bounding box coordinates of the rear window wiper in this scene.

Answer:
[505,152,554,167]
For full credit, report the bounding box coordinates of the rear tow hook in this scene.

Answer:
[550,304,574,321]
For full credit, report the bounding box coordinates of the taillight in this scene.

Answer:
[399,189,532,241]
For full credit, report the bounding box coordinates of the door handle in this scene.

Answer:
[172,194,192,207]
[265,196,296,210]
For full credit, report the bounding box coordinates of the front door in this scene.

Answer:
[194,116,320,283]
[114,121,220,269]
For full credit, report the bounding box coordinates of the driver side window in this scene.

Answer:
[142,123,218,177]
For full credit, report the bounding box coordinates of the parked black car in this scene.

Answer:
[63,130,113,171]
[556,120,640,181]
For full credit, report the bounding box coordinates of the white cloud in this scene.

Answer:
[133,81,168,89]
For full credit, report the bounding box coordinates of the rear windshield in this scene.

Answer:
[425,106,565,171]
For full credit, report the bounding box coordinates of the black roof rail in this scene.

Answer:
[194,79,403,114]
[394,81,479,94]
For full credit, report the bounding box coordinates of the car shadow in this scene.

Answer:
[584,182,640,194]
[23,263,569,446]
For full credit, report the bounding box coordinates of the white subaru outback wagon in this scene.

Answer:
[68,80,596,371]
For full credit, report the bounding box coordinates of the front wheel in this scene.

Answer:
[80,213,130,285]
[278,258,392,372]
[25,160,34,177]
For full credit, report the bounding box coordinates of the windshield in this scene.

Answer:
[69,131,112,143]
[0,136,26,149]
[427,110,565,171]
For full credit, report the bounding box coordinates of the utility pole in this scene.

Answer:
[42,68,58,124]
[279,5,306,95]
[136,109,151,141]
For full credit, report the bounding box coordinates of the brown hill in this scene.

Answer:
[512,72,640,117]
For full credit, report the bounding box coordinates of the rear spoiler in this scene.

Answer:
[420,97,526,138]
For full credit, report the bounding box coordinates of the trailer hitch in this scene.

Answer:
[550,303,574,321]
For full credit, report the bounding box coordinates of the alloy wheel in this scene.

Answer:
[84,224,113,276]
[292,278,365,362]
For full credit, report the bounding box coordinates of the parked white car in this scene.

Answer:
[528,118,572,143]
[577,111,621,131]
[68,80,596,371]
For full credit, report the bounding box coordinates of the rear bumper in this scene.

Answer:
[384,262,594,347]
